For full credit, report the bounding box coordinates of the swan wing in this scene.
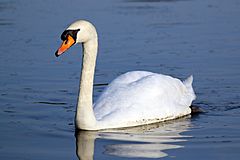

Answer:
[94,71,195,128]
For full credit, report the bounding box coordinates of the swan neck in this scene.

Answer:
[76,37,98,130]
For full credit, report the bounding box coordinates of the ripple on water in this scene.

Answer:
[33,101,67,105]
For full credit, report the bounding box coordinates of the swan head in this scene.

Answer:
[55,20,97,57]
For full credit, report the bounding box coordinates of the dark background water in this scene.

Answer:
[0,0,240,159]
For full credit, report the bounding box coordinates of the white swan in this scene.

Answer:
[55,20,196,130]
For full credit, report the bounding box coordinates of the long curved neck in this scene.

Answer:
[75,37,98,130]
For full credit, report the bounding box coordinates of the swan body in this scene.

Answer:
[55,20,196,130]
[94,71,195,129]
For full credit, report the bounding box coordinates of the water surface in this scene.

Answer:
[0,0,240,159]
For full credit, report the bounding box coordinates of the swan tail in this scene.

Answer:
[183,75,196,101]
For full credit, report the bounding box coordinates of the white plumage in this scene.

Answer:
[94,71,195,129]
[55,20,196,130]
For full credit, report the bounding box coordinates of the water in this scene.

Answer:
[0,0,240,159]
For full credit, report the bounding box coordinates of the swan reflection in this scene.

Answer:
[76,117,191,159]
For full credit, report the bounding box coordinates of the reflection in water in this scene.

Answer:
[76,117,191,159]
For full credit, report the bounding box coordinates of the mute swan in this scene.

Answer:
[55,20,196,130]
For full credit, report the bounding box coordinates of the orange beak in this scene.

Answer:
[55,35,75,57]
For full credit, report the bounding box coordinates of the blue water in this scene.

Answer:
[0,0,240,159]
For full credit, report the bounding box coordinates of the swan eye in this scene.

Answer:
[61,30,68,41]
[61,29,80,41]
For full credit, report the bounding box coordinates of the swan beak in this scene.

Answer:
[55,35,75,57]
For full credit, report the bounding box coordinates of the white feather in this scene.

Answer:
[93,71,196,128]
[57,20,196,130]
